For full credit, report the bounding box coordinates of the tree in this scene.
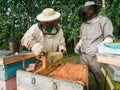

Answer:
[0,0,120,50]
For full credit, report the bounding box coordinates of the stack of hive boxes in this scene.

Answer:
[100,64,120,90]
[17,52,89,90]
[97,43,120,90]
[0,50,35,90]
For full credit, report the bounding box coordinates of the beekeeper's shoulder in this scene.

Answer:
[28,23,39,34]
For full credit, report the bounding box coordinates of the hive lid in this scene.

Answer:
[98,43,120,55]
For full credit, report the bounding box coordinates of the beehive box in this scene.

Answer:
[17,62,88,90]
[101,65,120,90]
[105,65,120,82]
[96,53,120,67]
[0,50,35,80]
[0,77,16,90]
[0,58,35,80]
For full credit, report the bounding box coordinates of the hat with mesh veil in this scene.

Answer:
[36,8,60,22]
[80,1,101,13]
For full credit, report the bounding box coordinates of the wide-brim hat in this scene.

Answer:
[36,8,60,22]
[80,1,101,13]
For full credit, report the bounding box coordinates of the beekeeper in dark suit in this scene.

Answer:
[74,1,114,90]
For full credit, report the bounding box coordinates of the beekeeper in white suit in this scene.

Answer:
[74,1,114,90]
[21,8,67,59]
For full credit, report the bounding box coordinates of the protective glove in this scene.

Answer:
[102,37,113,43]
[97,37,113,49]
[97,37,113,54]
[86,47,97,56]
[59,46,67,55]
[74,39,82,54]
[74,45,80,54]
[26,63,35,71]
[31,43,47,58]
[60,49,67,55]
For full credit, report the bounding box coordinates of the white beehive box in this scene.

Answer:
[105,64,120,82]
[17,62,88,90]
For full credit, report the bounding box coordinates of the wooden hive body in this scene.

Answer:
[17,61,88,90]
[0,50,36,90]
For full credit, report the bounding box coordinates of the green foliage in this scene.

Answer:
[0,0,120,50]
[64,53,79,63]
[100,0,120,40]
[96,0,120,43]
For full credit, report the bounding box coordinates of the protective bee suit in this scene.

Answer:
[21,8,66,58]
[74,1,114,90]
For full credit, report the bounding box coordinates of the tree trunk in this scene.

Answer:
[8,39,23,53]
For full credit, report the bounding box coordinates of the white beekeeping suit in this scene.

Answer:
[21,8,67,58]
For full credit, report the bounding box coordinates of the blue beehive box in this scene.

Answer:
[0,50,35,80]
[98,43,120,54]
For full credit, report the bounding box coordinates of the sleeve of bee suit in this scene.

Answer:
[100,17,115,42]
[58,28,67,52]
[31,43,46,56]
[21,23,44,50]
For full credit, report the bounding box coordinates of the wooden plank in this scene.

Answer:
[0,77,16,90]
[0,52,34,65]
[97,54,120,67]
[49,63,88,89]
[42,52,63,69]
[33,61,63,75]
[16,52,88,90]
[42,56,47,69]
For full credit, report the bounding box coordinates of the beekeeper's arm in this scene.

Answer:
[21,24,46,57]
[58,29,67,54]
[102,17,115,43]
[74,25,83,54]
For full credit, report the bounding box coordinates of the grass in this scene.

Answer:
[63,52,79,63]
[63,52,97,90]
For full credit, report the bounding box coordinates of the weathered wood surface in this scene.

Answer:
[0,51,35,80]
[17,62,88,90]
[17,69,85,90]
[49,63,88,88]
[41,52,63,69]
[0,51,34,65]
[34,61,63,75]
[0,58,35,80]
[97,53,120,67]
[33,52,63,73]
[0,77,17,90]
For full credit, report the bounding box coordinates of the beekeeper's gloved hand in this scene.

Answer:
[102,37,113,43]
[26,63,35,71]
[60,49,67,55]
[74,39,82,54]
[59,46,67,55]
[31,43,47,59]
[97,37,113,54]
[98,37,113,48]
